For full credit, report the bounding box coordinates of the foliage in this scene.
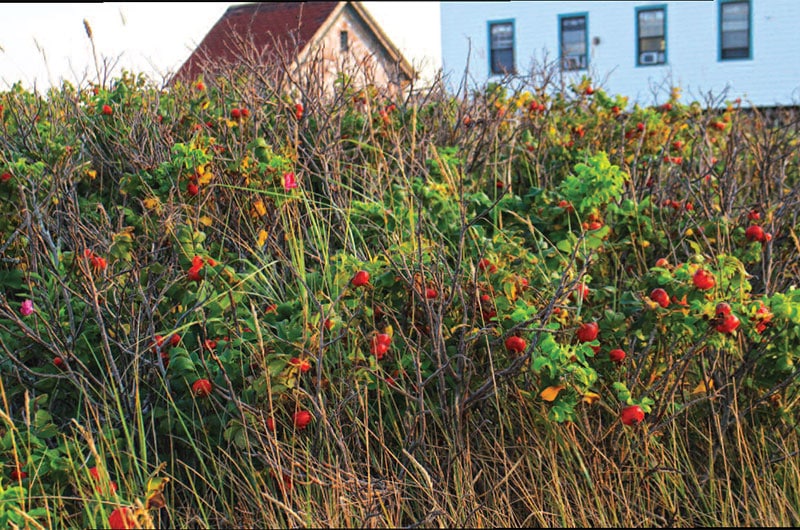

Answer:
[0,59,799,528]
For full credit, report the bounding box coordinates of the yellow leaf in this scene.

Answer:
[642,296,660,311]
[87,169,97,179]
[383,324,393,338]
[540,385,565,402]
[145,476,170,510]
[198,172,214,186]
[252,199,267,217]
[582,391,601,405]
[143,197,160,211]
[691,379,714,395]
[199,215,213,227]
[196,165,205,176]
[257,229,268,247]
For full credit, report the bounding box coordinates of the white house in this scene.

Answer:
[440,0,800,107]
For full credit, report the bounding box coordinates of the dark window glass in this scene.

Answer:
[637,8,666,65]
[490,22,515,74]
[721,2,750,59]
[561,16,587,70]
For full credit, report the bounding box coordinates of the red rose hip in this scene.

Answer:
[504,336,527,353]
[621,405,645,426]
[191,378,213,398]
[351,270,370,288]
[576,322,599,343]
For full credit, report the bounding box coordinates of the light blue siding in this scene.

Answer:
[440,1,800,106]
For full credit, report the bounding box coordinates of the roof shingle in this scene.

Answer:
[174,2,341,83]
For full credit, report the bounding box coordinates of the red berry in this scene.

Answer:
[609,348,626,364]
[715,302,732,318]
[54,357,65,368]
[295,103,304,120]
[108,506,135,530]
[747,209,760,221]
[637,122,645,132]
[425,287,438,299]
[478,258,497,273]
[10,468,27,480]
[351,270,370,288]
[191,378,213,398]
[101,104,113,116]
[187,182,199,196]
[293,410,312,429]
[0,172,11,183]
[745,225,765,242]
[715,313,740,334]
[370,333,392,359]
[195,81,206,91]
[693,269,716,290]
[504,336,527,353]
[576,322,599,343]
[621,405,645,426]
[170,334,181,347]
[289,357,311,373]
[266,417,276,432]
[650,288,670,308]
[654,258,670,268]
[231,108,241,119]
[240,108,249,118]
[571,283,590,302]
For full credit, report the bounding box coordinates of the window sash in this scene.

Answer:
[721,1,750,58]
[560,16,587,70]
[491,49,514,74]
[637,8,666,64]
[490,24,513,50]
[489,22,514,74]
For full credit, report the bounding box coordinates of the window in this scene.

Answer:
[559,14,587,71]
[636,6,666,66]
[340,30,349,52]
[489,21,515,75]
[720,1,750,59]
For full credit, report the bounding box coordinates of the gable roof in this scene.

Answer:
[172,1,414,84]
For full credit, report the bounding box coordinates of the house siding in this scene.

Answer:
[309,4,408,93]
[441,1,800,106]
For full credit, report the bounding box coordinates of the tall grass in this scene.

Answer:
[0,37,799,529]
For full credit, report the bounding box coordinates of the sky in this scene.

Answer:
[0,2,442,91]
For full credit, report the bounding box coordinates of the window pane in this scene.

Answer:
[639,10,664,38]
[563,41,585,56]
[492,49,514,73]
[562,17,585,31]
[722,2,749,24]
[561,18,586,52]
[721,1,749,58]
[640,37,665,52]
[722,47,749,59]
[491,23,513,50]
[562,55,586,70]
[722,30,748,49]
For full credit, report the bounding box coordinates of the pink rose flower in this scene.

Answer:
[20,299,34,316]
[283,172,298,190]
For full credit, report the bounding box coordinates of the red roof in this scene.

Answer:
[173,2,341,83]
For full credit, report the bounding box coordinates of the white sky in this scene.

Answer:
[0,2,442,90]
